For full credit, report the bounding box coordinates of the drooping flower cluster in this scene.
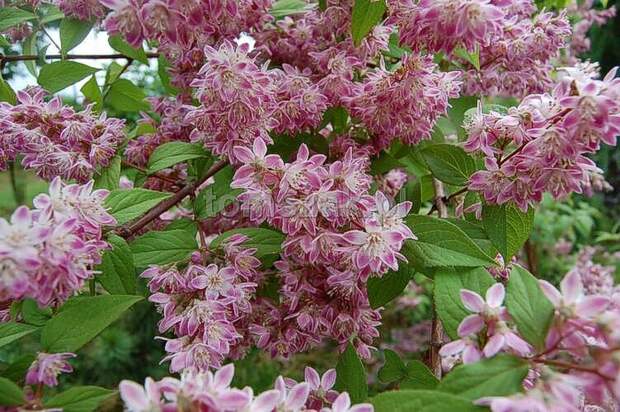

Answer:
[439,283,531,367]
[119,364,373,412]
[0,178,115,306]
[96,0,273,88]
[25,352,76,387]
[141,234,262,372]
[185,42,328,163]
[185,41,278,163]
[54,0,107,21]
[230,140,414,358]
[343,54,461,149]
[0,87,125,182]
[387,0,510,54]
[464,66,620,211]
[388,0,572,96]
[256,0,391,104]
[566,0,617,63]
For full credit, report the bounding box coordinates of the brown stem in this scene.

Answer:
[120,160,184,187]
[524,238,538,275]
[533,358,612,379]
[0,52,159,65]
[429,178,448,378]
[115,159,228,239]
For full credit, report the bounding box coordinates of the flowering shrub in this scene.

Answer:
[0,0,618,411]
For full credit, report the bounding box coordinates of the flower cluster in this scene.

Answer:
[185,41,277,163]
[0,178,115,306]
[25,352,76,387]
[343,54,461,149]
[479,267,620,410]
[141,234,261,372]
[231,140,414,358]
[119,364,373,412]
[186,42,328,163]
[97,0,273,88]
[54,0,107,21]
[256,0,391,105]
[566,0,617,63]
[0,87,125,182]
[460,10,572,97]
[439,283,531,367]
[388,0,572,96]
[464,66,620,211]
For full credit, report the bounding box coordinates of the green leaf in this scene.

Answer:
[448,96,478,139]
[434,267,496,339]
[130,228,198,267]
[41,295,143,352]
[378,351,438,390]
[97,234,136,295]
[0,75,17,104]
[1,354,36,382]
[420,144,477,187]
[38,61,99,93]
[38,4,65,23]
[194,165,242,219]
[22,33,38,77]
[0,322,38,348]
[335,343,367,404]
[403,215,496,271]
[45,386,116,412]
[0,377,24,406]
[454,46,480,70]
[351,0,386,46]
[105,61,124,85]
[81,75,103,112]
[367,264,413,308]
[105,79,150,112]
[93,155,121,191]
[105,188,172,225]
[400,361,439,390]
[210,228,284,267]
[270,0,309,17]
[157,55,178,95]
[21,299,52,326]
[59,18,93,55]
[371,390,482,412]
[0,8,36,31]
[322,106,349,134]
[438,355,529,400]
[505,265,554,350]
[377,349,407,383]
[147,142,208,174]
[482,203,535,261]
[108,35,149,64]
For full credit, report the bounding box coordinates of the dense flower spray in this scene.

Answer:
[464,66,620,211]
[0,87,125,182]
[0,178,115,306]
[119,364,373,412]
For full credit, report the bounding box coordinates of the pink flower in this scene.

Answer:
[25,352,76,387]
[322,392,374,412]
[119,378,162,412]
[274,376,311,412]
[539,270,610,319]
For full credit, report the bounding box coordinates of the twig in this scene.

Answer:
[0,52,159,64]
[8,162,24,205]
[121,160,184,187]
[115,159,228,239]
[40,27,60,51]
[429,178,448,378]
[524,238,538,275]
